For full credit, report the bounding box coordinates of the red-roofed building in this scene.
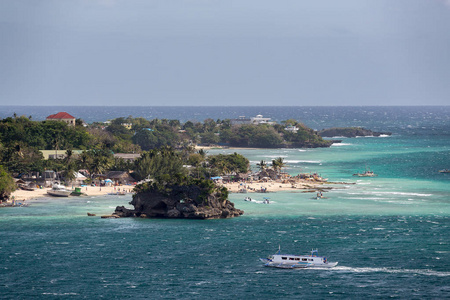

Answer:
[46,112,76,126]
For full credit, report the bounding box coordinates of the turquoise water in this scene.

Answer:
[1,107,449,298]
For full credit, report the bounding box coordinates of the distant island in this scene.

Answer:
[0,113,334,189]
[0,112,388,206]
[318,127,392,138]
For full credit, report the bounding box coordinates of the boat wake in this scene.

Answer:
[333,266,450,277]
[347,191,432,197]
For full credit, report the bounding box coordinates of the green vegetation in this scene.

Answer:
[133,147,186,181]
[0,165,16,201]
[0,114,328,185]
[207,153,249,174]
[131,147,229,203]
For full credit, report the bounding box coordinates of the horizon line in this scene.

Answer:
[0,105,449,108]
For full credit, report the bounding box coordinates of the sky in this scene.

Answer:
[1,0,449,106]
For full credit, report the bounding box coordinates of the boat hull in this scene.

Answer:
[260,258,338,269]
[47,190,71,197]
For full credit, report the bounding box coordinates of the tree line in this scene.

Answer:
[0,114,329,199]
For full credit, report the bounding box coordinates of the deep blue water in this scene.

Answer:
[0,106,449,299]
[1,105,449,134]
[1,202,449,299]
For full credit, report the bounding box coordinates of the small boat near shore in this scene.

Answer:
[108,192,127,196]
[244,197,271,204]
[439,169,450,173]
[47,183,71,197]
[0,200,29,207]
[19,184,36,191]
[312,192,328,200]
[353,167,377,177]
[71,187,87,196]
[260,248,338,269]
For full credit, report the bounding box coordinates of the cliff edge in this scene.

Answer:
[113,182,243,219]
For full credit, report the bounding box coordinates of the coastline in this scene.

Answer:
[8,179,349,204]
[221,179,349,194]
[9,185,134,202]
[195,145,260,151]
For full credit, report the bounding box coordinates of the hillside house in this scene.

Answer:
[46,112,76,126]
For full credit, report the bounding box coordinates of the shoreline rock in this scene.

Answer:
[113,184,244,220]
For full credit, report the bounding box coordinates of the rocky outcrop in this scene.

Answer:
[319,127,392,138]
[113,184,243,220]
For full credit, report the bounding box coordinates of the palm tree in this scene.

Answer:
[257,160,267,172]
[272,157,286,177]
[215,161,230,176]
[91,155,111,177]
[271,159,280,174]
[62,149,76,182]
[198,148,207,158]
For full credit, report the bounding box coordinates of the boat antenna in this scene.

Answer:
[278,245,281,254]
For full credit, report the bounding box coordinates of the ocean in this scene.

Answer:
[0,106,449,298]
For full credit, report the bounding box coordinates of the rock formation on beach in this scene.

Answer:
[319,127,392,138]
[113,182,243,220]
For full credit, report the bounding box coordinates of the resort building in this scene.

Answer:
[231,115,275,126]
[230,116,252,126]
[105,171,135,185]
[46,112,76,126]
[284,125,299,132]
[40,150,83,160]
[251,114,275,125]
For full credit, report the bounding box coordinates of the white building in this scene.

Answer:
[284,125,299,132]
[251,115,275,125]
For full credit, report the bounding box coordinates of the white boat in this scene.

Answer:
[245,197,272,204]
[260,248,338,269]
[47,183,71,197]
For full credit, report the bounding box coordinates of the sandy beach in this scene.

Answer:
[8,179,348,204]
[221,179,343,194]
[10,185,135,202]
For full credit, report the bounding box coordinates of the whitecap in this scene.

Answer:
[42,293,79,296]
[368,191,433,197]
[264,155,288,159]
[334,266,450,277]
[285,160,322,164]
